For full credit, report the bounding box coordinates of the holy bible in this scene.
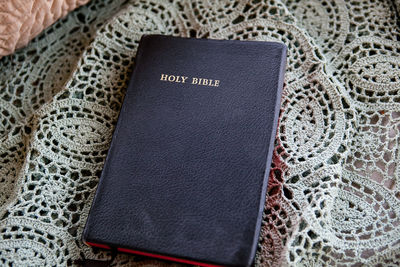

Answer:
[83,35,287,267]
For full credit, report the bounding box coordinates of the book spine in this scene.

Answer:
[248,44,287,267]
[82,34,149,243]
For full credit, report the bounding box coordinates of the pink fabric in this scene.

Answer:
[0,0,90,57]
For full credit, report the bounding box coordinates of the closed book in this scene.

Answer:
[83,35,287,267]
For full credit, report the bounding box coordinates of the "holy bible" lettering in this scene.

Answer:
[160,74,220,87]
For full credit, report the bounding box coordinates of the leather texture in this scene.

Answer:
[83,35,287,267]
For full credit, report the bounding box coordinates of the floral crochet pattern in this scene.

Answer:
[0,0,399,266]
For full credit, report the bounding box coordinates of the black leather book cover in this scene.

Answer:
[83,35,287,267]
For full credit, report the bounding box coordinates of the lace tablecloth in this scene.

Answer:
[0,0,399,266]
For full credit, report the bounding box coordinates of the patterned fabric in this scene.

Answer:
[0,0,399,266]
[0,0,90,57]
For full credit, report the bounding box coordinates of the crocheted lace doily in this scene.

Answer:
[0,0,399,266]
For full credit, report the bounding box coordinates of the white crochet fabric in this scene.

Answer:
[0,0,399,266]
